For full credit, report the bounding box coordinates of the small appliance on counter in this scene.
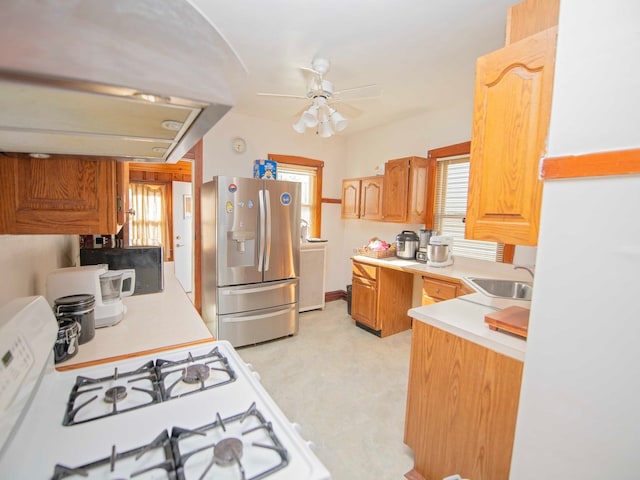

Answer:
[46,265,135,328]
[416,229,434,263]
[80,246,164,295]
[427,235,454,267]
[396,230,419,259]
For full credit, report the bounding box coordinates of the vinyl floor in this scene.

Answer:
[238,299,415,480]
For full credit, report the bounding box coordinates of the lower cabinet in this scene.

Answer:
[421,275,474,305]
[404,321,523,480]
[351,260,413,337]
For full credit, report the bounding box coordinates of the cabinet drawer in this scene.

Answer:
[422,277,457,301]
[352,262,378,281]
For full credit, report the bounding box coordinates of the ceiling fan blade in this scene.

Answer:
[333,84,382,101]
[257,92,307,100]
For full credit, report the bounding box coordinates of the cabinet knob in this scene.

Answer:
[126,208,136,216]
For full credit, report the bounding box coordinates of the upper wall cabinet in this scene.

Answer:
[0,153,125,235]
[341,178,361,219]
[465,27,557,246]
[341,176,384,220]
[382,156,429,224]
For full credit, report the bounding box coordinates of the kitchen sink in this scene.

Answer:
[463,277,533,301]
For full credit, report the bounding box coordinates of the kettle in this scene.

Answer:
[395,230,419,259]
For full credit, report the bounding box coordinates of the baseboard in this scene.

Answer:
[325,290,346,302]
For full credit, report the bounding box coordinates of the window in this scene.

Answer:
[430,143,506,262]
[268,154,323,238]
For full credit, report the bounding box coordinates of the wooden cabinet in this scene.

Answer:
[505,0,559,44]
[465,27,557,246]
[359,176,384,220]
[351,260,413,337]
[382,156,429,223]
[341,176,383,220]
[0,153,123,235]
[404,321,523,480]
[421,275,474,305]
[341,178,361,219]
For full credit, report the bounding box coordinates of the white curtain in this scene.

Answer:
[129,183,169,259]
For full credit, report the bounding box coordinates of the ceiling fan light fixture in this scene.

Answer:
[292,117,307,133]
[302,106,319,127]
[318,120,333,138]
[329,108,348,132]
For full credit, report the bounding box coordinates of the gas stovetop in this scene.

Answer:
[0,296,330,480]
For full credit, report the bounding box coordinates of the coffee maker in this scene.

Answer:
[416,229,434,263]
[46,265,135,328]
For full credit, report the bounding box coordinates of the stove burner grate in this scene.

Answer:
[63,361,161,426]
[52,430,175,480]
[156,347,237,400]
[171,402,289,480]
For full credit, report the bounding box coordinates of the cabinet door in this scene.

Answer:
[382,158,409,222]
[466,27,556,246]
[0,153,118,234]
[406,157,429,224]
[360,176,384,220]
[341,179,361,219]
[351,275,378,330]
[405,321,523,480]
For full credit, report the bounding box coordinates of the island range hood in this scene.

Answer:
[0,1,246,163]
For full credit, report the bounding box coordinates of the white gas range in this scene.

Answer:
[0,296,331,479]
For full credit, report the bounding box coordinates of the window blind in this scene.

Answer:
[433,155,503,262]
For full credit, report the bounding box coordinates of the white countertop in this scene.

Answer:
[409,294,528,361]
[353,254,531,361]
[55,263,213,370]
[352,254,533,282]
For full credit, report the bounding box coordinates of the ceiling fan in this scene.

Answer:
[257,57,381,137]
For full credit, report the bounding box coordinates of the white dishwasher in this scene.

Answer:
[299,241,328,312]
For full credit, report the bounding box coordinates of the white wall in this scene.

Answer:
[0,235,77,306]
[510,1,640,477]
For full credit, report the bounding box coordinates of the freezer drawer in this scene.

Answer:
[217,279,298,315]
[218,303,299,347]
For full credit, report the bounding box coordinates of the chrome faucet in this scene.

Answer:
[514,265,535,279]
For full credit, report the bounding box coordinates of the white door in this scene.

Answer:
[172,181,193,292]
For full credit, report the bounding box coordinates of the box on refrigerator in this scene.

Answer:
[253,159,277,179]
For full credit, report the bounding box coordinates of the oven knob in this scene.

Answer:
[306,440,317,452]
[292,422,302,435]
[252,371,261,382]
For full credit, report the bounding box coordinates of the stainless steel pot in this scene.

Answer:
[396,230,419,259]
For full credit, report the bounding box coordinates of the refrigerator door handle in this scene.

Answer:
[222,283,289,295]
[258,189,266,272]
[222,305,295,324]
[264,188,271,272]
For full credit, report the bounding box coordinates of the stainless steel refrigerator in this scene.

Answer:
[201,176,300,347]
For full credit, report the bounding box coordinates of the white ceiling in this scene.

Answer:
[192,0,518,135]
